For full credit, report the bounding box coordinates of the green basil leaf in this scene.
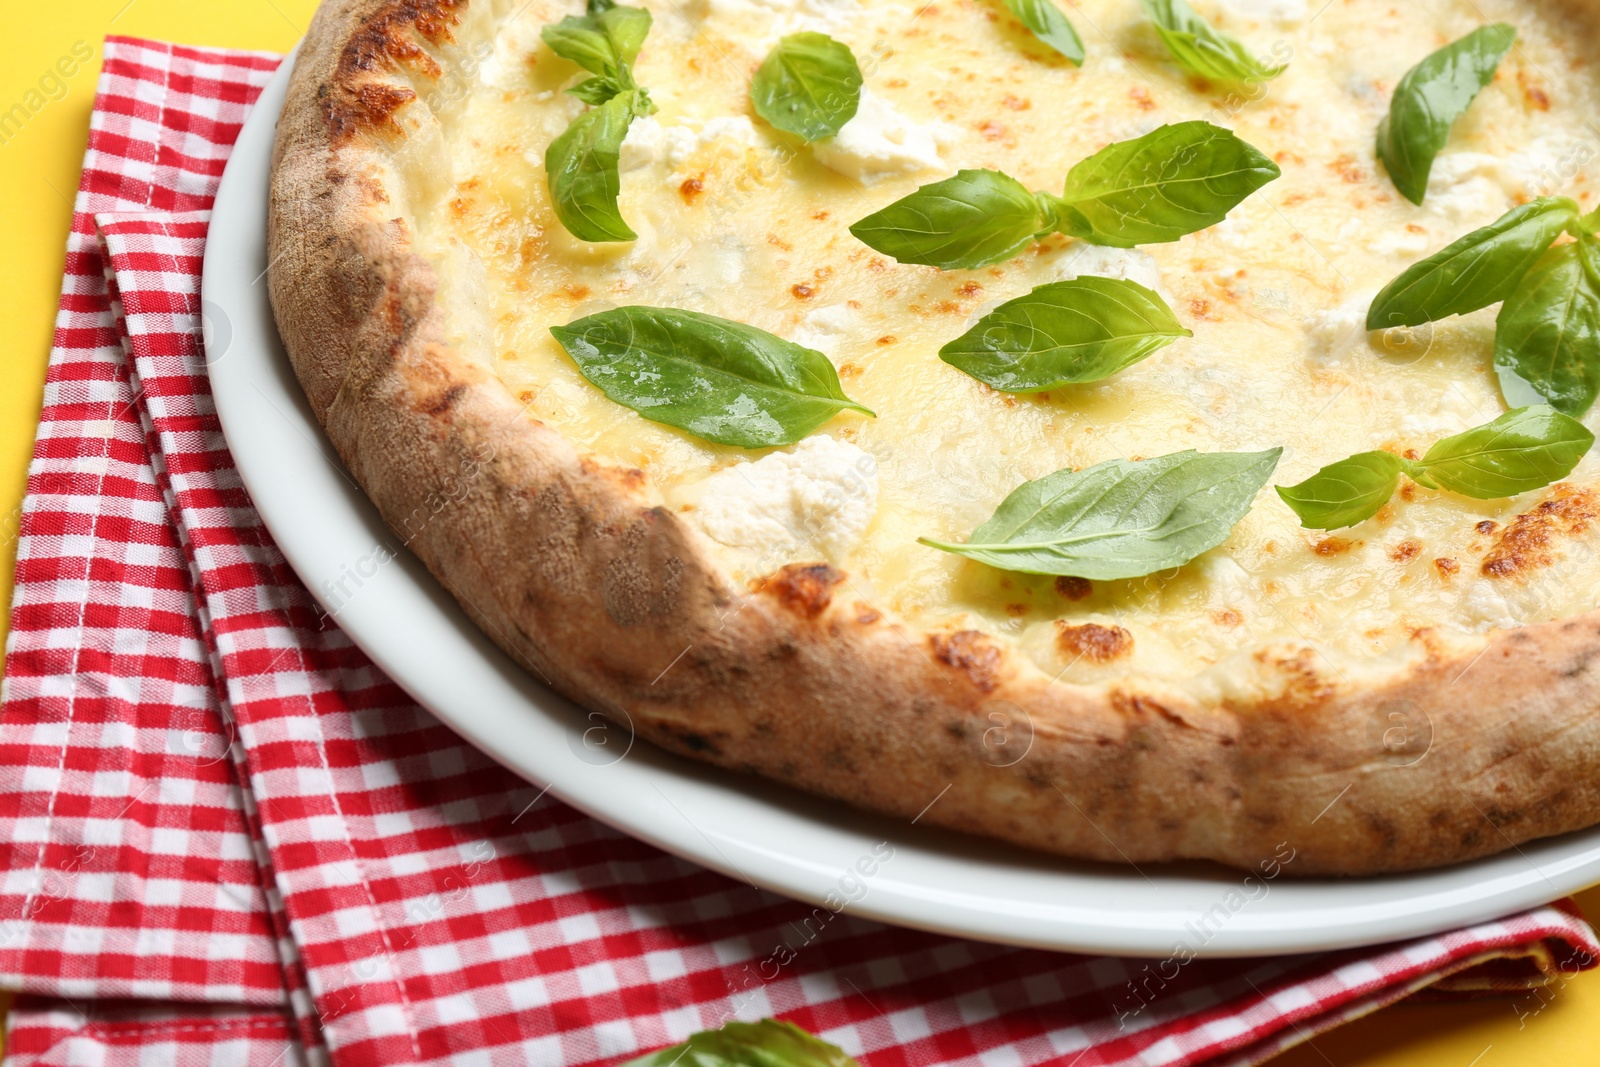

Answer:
[545,89,653,243]
[1573,206,1600,238]
[1275,451,1404,530]
[751,32,862,142]
[1419,405,1594,499]
[542,3,652,81]
[1495,238,1600,417]
[542,20,620,79]
[1059,121,1280,247]
[848,169,1055,270]
[1000,0,1085,65]
[939,276,1190,391]
[566,75,626,106]
[1376,23,1516,205]
[920,448,1282,579]
[550,306,874,448]
[597,3,652,68]
[619,1020,859,1067]
[848,125,1275,265]
[1140,0,1284,84]
[1367,197,1577,330]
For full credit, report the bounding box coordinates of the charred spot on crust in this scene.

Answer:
[326,0,464,140]
[1054,575,1092,601]
[655,723,719,755]
[1056,621,1134,663]
[1361,808,1399,848]
[1434,557,1459,578]
[1564,648,1598,678]
[356,81,418,134]
[419,382,467,416]
[930,630,1002,692]
[758,563,843,619]
[1481,485,1597,577]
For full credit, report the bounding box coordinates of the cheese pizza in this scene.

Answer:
[269,0,1600,873]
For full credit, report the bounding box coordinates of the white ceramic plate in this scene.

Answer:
[204,56,1600,959]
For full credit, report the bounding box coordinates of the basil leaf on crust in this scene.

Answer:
[1495,237,1600,418]
[1367,197,1577,330]
[939,276,1190,391]
[848,169,1063,270]
[1377,23,1516,205]
[541,0,652,85]
[848,123,1277,267]
[999,0,1085,65]
[1275,452,1408,531]
[550,306,874,448]
[541,0,656,241]
[1420,406,1594,499]
[751,32,863,142]
[1059,121,1280,248]
[921,448,1281,578]
[1277,408,1592,530]
[544,89,655,243]
[1141,0,1285,84]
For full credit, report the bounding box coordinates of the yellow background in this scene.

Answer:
[0,2,1596,1063]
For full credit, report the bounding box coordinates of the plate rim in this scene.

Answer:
[202,52,1600,960]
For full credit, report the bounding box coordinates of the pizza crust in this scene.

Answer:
[269,0,1600,875]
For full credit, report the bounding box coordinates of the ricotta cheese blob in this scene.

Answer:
[672,435,879,579]
[411,0,1600,692]
[810,88,955,184]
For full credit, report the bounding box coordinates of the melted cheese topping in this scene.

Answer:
[408,0,1600,693]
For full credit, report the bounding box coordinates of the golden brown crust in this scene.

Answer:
[268,0,1600,876]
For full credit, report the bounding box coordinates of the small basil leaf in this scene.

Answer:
[939,276,1190,391]
[567,75,626,106]
[920,448,1282,579]
[1000,0,1085,65]
[1276,451,1403,530]
[550,306,874,448]
[545,90,652,243]
[848,169,1051,270]
[542,3,651,83]
[1366,197,1577,330]
[1403,458,1440,491]
[1418,405,1594,499]
[751,32,863,141]
[598,3,652,69]
[1060,121,1280,247]
[542,20,621,80]
[1495,238,1600,417]
[619,1020,860,1067]
[1376,23,1516,205]
[1140,0,1285,84]
[1573,207,1600,238]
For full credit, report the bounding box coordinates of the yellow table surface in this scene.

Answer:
[0,2,1597,1063]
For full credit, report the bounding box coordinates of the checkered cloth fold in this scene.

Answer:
[1,34,1596,1067]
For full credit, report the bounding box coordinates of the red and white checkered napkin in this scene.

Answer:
[1,34,1597,1067]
